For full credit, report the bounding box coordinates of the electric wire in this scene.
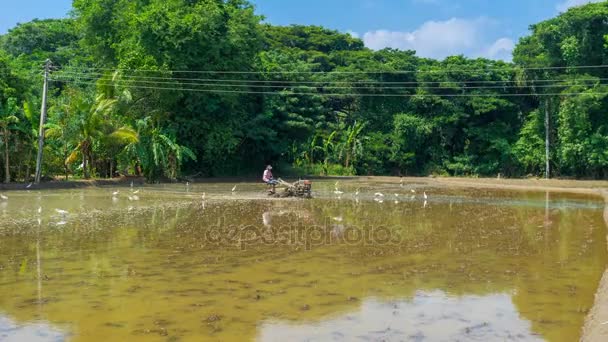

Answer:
[50,73,607,90]
[51,70,608,86]
[50,63,608,75]
[49,77,608,98]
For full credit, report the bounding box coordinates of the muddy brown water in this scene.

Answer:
[0,180,605,341]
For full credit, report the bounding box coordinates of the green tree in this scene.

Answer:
[0,98,20,183]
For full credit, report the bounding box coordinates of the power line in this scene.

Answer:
[52,70,608,86]
[50,78,608,98]
[50,74,608,91]
[52,63,608,75]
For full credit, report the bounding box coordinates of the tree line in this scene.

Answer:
[1,0,608,182]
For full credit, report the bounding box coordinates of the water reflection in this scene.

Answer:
[0,315,66,342]
[0,182,605,341]
[260,291,543,341]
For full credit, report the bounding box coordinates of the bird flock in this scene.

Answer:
[331,179,430,207]
[111,187,141,201]
[2,178,430,230]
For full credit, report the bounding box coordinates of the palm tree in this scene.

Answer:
[0,98,20,183]
[63,88,137,179]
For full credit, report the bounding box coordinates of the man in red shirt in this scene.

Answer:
[263,165,278,193]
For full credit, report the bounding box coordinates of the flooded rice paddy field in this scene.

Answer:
[0,180,605,341]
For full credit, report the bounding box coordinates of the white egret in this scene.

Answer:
[374,192,384,197]
[201,193,206,200]
[26,183,33,189]
[37,207,42,214]
[0,194,7,201]
[411,189,416,194]
[334,181,344,195]
[132,190,140,194]
[232,185,237,192]
[55,209,69,216]
[112,190,119,197]
[424,192,428,200]
[355,188,360,196]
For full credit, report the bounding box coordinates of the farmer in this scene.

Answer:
[263,165,278,193]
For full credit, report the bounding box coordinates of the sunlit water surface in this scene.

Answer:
[0,180,605,341]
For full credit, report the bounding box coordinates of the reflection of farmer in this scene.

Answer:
[262,211,272,228]
[263,165,278,193]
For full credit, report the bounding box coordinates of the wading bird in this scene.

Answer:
[334,182,344,196]
[0,194,7,201]
[55,209,69,216]
[424,192,428,200]
[232,185,237,193]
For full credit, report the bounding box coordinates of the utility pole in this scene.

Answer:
[545,98,551,179]
[34,59,51,184]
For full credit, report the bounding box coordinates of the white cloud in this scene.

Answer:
[361,17,513,61]
[484,38,515,61]
[556,0,604,12]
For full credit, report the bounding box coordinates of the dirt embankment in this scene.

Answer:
[364,176,608,196]
[0,177,146,191]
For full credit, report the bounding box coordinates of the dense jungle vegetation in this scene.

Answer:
[1,0,608,181]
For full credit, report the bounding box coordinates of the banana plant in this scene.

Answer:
[122,116,196,181]
[340,121,366,169]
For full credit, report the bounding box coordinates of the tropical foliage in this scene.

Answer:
[1,1,608,181]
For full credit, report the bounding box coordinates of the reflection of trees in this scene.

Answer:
[0,198,604,341]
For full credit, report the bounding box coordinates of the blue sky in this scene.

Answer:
[0,0,604,60]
